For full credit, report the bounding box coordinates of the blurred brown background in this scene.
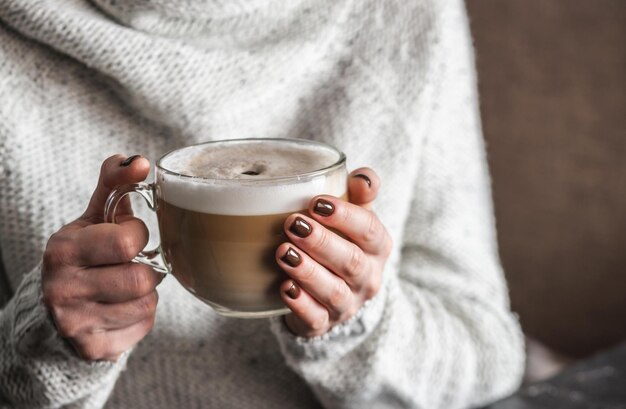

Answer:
[466,1,626,357]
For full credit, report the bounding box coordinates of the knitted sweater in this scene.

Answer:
[0,0,525,408]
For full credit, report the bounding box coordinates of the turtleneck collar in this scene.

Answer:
[0,0,357,139]
[88,0,312,38]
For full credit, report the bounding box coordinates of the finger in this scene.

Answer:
[283,214,372,289]
[347,168,380,210]
[81,154,150,224]
[71,316,155,361]
[73,216,149,266]
[55,291,158,337]
[280,280,331,337]
[276,244,353,320]
[93,291,159,330]
[82,263,163,303]
[308,196,392,256]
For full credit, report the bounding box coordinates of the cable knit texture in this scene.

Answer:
[0,0,524,407]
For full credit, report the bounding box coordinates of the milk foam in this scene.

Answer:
[158,140,346,215]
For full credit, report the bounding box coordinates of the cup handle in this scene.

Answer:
[104,182,170,274]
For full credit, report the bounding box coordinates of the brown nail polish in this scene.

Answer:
[120,155,141,167]
[289,217,312,238]
[285,282,300,299]
[281,247,302,267]
[314,199,334,217]
[353,173,371,187]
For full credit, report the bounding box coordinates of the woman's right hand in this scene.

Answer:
[41,155,163,362]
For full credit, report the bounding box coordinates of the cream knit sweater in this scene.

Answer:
[0,0,524,408]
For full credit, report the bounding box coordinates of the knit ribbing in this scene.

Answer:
[0,265,130,407]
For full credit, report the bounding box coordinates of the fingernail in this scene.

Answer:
[313,199,334,217]
[281,247,302,267]
[289,217,312,238]
[120,155,141,167]
[285,282,300,299]
[353,173,371,187]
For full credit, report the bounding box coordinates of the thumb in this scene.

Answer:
[81,154,150,224]
[347,167,380,211]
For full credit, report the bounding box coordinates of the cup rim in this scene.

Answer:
[156,138,346,184]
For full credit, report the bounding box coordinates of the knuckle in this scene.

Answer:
[42,283,66,307]
[311,229,331,253]
[42,248,59,271]
[145,291,159,313]
[135,296,151,316]
[299,261,318,282]
[42,272,80,307]
[340,203,352,223]
[42,245,58,272]
[136,219,150,242]
[101,157,111,173]
[112,234,140,262]
[43,234,75,269]
[328,282,351,312]
[84,324,106,337]
[142,315,156,334]
[56,324,75,339]
[41,288,54,309]
[308,314,328,333]
[137,292,158,316]
[128,264,156,295]
[362,212,382,244]
[53,310,79,339]
[340,305,359,322]
[76,342,102,361]
[100,155,120,178]
[345,246,365,277]
[364,276,382,300]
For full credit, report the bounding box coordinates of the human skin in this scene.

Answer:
[42,155,160,361]
[42,155,391,360]
[277,167,393,337]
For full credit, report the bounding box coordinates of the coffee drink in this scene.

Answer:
[153,139,346,317]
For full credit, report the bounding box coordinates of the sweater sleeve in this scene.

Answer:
[0,263,130,408]
[270,2,525,408]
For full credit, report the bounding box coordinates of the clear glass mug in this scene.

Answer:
[105,138,347,318]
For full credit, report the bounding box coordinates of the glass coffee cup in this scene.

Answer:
[105,138,347,318]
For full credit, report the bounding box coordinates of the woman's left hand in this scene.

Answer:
[277,168,393,337]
